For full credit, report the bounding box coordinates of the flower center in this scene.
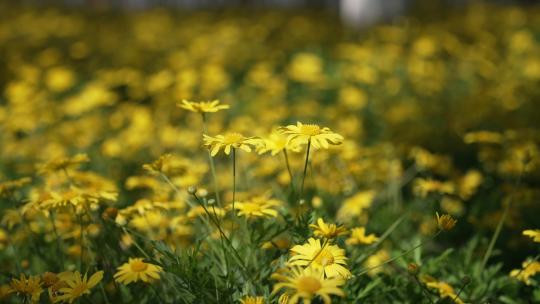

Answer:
[223,133,244,144]
[314,248,334,266]
[300,124,321,136]
[130,260,148,272]
[240,202,261,213]
[297,276,322,294]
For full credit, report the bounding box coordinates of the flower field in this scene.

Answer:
[0,3,539,303]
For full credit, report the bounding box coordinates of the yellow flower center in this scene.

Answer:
[130,260,148,272]
[314,248,335,266]
[223,133,245,144]
[71,283,88,297]
[239,202,262,213]
[297,276,322,294]
[299,124,321,136]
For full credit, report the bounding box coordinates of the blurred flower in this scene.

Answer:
[436,212,457,231]
[257,131,301,156]
[271,266,344,304]
[510,260,540,285]
[114,258,163,285]
[38,154,89,175]
[203,133,260,156]
[346,227,378,245]
[177,99,229,113]
[309,218,347,239]
[240,296,265,304]
[425,280,464,304]
[233,197,280,219]
[522,230,540,243]
[55,271,103,303]
[9,273,42,303]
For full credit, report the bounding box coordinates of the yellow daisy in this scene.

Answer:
[271,266,345,304]
[309,218,347,239]
[9,273,43,303]
[257,131,302,156]
[38,154,90,175]
[523,229,540,243]
[346,227,378,245]
[510,260,540,285]
[233,198,280,219]
[177,99,229,113]
[278,122,343,149]
[114,258,163,285]
[288,238,351,278]
[203,133,260,156]
[55,271,103,304]
[240,295,265,304]
[425,280,464,304]
[436,212,457,231]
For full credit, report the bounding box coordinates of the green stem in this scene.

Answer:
[232,148,237,208]
[49,210,65,268]
[202,113,222,207]
[413,275,435,304]
[357,230,442,277]
[78,213,84,272]
[282,150,295,193]
[481,174,522,272]
[191,193,248,273]
[299,138,311,203]
[452,280,468,304]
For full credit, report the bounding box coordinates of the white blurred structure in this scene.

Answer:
[56,0,409,26]
[340,0,407,28]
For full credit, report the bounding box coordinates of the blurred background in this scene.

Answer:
[1,0,540,279]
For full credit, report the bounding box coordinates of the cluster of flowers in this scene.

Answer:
[0,3,539,303]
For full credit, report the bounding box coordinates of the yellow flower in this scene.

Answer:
[271,266,345,304]
[278,122,343,149]
[436,212,457,231]
[203,133,260,156]
[38,154,90,175]
[240,296,265,304]
[510,260,540,285]
[413,178,454,198]
[309,218,347,239]
[9,274,43,303]
[289,238,351,278]
[425,281,464,304]
[55,271,103,304]
[0,177,31,197]
[523,229,540,243]
[463,131,503,144]
[114,258,163,285]
[336,190,375,222]
[233,197,280,219]
[346,227,378,245]
[257,131,302,156]
[187,205,226,219]
[142,154,172,175]
[363,250,390,276]
[177,99,229,113]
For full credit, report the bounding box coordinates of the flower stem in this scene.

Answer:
[78,213,84,272]
[201,113,222,207]
[232,148,237,209]
[282,150,295,193]
[299,138,311,203]
[357,230,442,277]
[49,210,65,268]
[481,174,522,272]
